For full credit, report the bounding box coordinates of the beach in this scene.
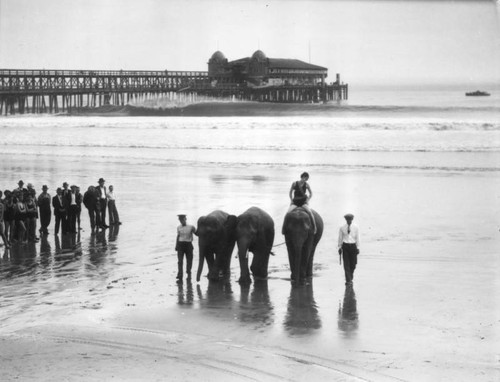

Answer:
[0,102,499,381]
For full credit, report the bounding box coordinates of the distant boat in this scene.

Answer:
[465,90,490,96]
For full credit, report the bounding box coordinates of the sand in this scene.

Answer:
[0,147,498,381]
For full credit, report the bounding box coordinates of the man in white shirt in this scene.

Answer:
[175,214,196,283]
[107,185,121,225]
[338,213,360,286]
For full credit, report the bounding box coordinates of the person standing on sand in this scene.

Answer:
[96,178,108,229]
[338,213,360,287]
[38,185,51,235]
[282,172,317,234]
[107,185,121,225]
[13,192,28,243]
[0,191,10,248]
[175,214,196,283]
[3,191,15,244]
[67,185,79,233]
[74,186,83,231]
[52,188,67,236]
[83,186,99,233]
[25,193,39,242]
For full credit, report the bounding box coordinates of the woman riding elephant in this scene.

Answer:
[282,172,317,235]
[235,206,275,284]
[196,210,238,282]
[283,206,323,285]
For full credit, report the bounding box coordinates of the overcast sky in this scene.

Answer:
[1,0,499,85]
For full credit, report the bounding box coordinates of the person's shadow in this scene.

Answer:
[284,282,322,335]
[337,286,359,336]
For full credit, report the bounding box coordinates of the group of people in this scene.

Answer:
[0,178,121,249]
[174,172,361,286]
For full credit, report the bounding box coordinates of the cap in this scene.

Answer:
[63,182,68,186]
[18,180,24,185]
[42,185,48,190]
[98,178,105,183]
[177,214,187,218]
[344,213,354,220]
[27,183,34,188]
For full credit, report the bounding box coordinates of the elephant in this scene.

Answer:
[235,207,275,284]
[196,210,238,282]
[283,207,323,285]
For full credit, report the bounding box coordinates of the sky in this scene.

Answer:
[0,0,499,86]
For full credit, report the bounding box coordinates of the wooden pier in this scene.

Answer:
[0,69,348,115]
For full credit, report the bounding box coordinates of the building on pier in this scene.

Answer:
[208,50,328,87]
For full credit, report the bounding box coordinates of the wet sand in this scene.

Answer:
[0,150,498,381]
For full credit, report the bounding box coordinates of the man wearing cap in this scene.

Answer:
[96,178,109,229]
[175,214,196,282]
[38,185,51,235]
[338,213,360,287]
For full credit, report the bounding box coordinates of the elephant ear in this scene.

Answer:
[196,216,206,236]
[225,215,238,241]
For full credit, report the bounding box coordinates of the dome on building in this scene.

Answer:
[251,50,267,61]
[210,51,226,62]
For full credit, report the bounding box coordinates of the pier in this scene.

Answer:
[0,69,348,115]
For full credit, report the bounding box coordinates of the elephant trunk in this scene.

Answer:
[196,245,205,282]
[237,237,251,284]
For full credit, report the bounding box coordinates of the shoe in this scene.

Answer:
[103,225,109,229]
[117,222,122,225]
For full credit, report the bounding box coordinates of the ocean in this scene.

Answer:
[0,86,498,380]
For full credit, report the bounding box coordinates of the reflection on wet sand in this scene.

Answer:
[337,286,359,336]
[197,279,234,311]
[108,224,119,242]
[238,280,274,328]
[195,279,274,329]
[0,226,119,285]
[177,280,194,306]
[284,282,322,335]
[5,241,38,276]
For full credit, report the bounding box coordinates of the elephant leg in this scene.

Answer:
[299,238,314,284]
[221,242,236,278]
[306,244,317,278]
[250,249,269,279]
[285,240,296,281]
[207,252,220,281]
